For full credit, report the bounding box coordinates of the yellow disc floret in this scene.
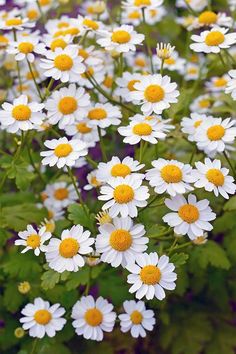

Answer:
[140,265,161,285]
[161,164,183,183]
[12,105,31,121]
[59,238,79,258]
[178,204,199,223]
[34,309,52,325]
[207,125,225,141]
[109,229,132,251]
[54,143,73,157]
[111,30,131,44]
[111,163,131,177]
[54,54,73,71]
[206,168,224,186]
[144,84,165,102]
[113,184,134,204]
[58,96,77,115]
[84,308,103,326]
[205,31,224,46]
[133,122,152,136]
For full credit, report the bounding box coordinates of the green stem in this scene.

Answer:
[13,29,22,94]
[223,151,236,178]
[139,140,145,163]
[141,8,154,74]
[27,60,43,100]
[67,166,85,206]
[218,52,227,68]
[85,267,92,295]
[98,127,107,161]
[26,142,46,184]
[42,77,54,102]
[160,59,164,76]
[168,241,192,254]
[30,338,38,354]
[119,53,124,76]
[86,155,98,168]
[184,0,198,15]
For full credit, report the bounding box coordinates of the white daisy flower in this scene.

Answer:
[97,156,144,183]
[176,0,209,12]
[43,182,78,210]
[190,27,236,54]
[45,84,90,129]
[154,51,186,75]
[205,74,229,92]
[20,297,66,338]
[145,6,166,25]
[97,25,144,53]
[181,113,212,141]
[40,137,88,169]
[7,35,44,63]
[190,94,213,113]
[0,16,34,31]
[119,300,155,338]
[86,103,122,128]
[121,8,142,26]
[79,16,103,32]
[40,45,86,83]
[115,72,143,102]
[192,158,236,199]
[15,225,51,256]
[98,175,149,218]
[130,74,179,115]
[126,252,177,300]
[84,170,103,190]
[45,225,94,273]
[118,114,167,145]
[122,0,163,10]
[225,69,236,100]
[45,17,83,36]
[192,11,233,29]
[126,52,149,71]
[95,216,148,267]
[163,194,216,240]
[194,117,236,155]
[185,63,199,81]
[41,34,72,53]
[71,295,116,341]
[78,45,103,67]
[64,120,100,148]
[0,95,44,133]
[146,159,195,196]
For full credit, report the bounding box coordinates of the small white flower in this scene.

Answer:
[190,27,236,54]
[97,25,144,53]
[146,158,194,196]
[64,120,100,148]
[45,225,94,273]
[192,11,233,29]
[225,69,236,100]
[84,170,103,190]
[205,74,229,92]
[130,74,179,115]
[0,95,44,133]
[119,300,156,338]
[40,45,86,83]
[115,72,143,102]
[43,182,78,210]
[7,35,44,63]
[40,137,88,169]
[181,113,212,141]
[99,175,149,218]
[192,158,236,199]
[97,156,144,183]
[95,216,148,267]
[86,102,122,128]
[126,252,177,300]
[0,16,34,30]
[15,225,51,256]
[122,0,163,10]
[20,297,66,338]
[190,94,213,113]
[71,295,116,341]
[154,51,185,74]
[45,84,91,129]
[163,194,216,240]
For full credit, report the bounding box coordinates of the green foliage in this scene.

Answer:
[67,203,96,232]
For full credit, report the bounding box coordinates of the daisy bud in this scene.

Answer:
[14,327,25,338]
[95,211,112,225]
[18,281,31,294]
[93,1,106,14]
[156,42,175,60]
[40,218,56,233]
[85,253,101,266]
[109,50,121,59]
[192,233,208,245]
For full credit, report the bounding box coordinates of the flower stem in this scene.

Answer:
[27,59,43,100]
[30,338,38,354]
[13,29,23,94]
[98,126,107,161]
[223,151,236,178]
[141,8,154,74]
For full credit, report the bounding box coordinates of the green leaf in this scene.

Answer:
[3,282,24,312]
[67,203,95,231]
[206,324,236,354]
[3,252,41,279]
[146,224,170,238]
[224,196,236,211]
[65,268,89,290]
[41,270,60,290]
[2,159,35,191]
[170,252,189,267]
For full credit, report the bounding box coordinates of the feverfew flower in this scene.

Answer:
[225,69,236,100]
[119,300,156,338]
[86,103,122,128]
[95,216,148,267]
[40,137,88,169]
[20,298,66,338]
[146,159,194,196]
[130,74,179,115]
[0,16,34,31]
[97,25,144,53]
[15,225,51,256]
[122,0,163,10]
[115,72,143,102]
[163,194,216,240]
[40,45,86,83]
[190,27,236,54]
[181,113,212,141]
[64,120,100,148]
[99,175,149,217]
[0,95,44,133]
[192,158,236,199]
[7,36,44,63]
[45,225,94,273]
[71,295,116,341]
[205,75,229,92]
[43,182,78,210]
[45,84,90,129]
[192,11,233,29]
[126,252,177,300]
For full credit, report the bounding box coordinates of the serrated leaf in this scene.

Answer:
[3,282,24,313]
[170,252,189,267]
[224,196,236,211]
[67,203,95,231]
[3,252,41,279]
[65,268,89,290]
[146,224,170,238]
[41,270,60,290]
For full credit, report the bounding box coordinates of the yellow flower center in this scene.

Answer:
[54,143,73,157]
[78,48,89,59]
[39,0,51,5]
[109,229,132,251]
[144,84,165,103]
[111,30,131,44]
[178,204,199,223]
[140,265,161,285]
[164,57,176,65]
[81,67,94,78]
[83,18,99,30]
[34,310,52,325]
[76,122,92,134]
[113,184,134,204]
[18,42,34,54]
[127,79,140,91]
[27,9,39,20]
[57,22,69,29]
[207,125,225,141]
[135,57,146,67]
[199,99,210,108]
[64,28,80,36]
[54,54,73,71]
[91,176,101,187]
[188,67,197,74]
[84,308,103,326]
[206,168,224,186]
[111,163,131,177]
[58,96,78,115]
[12,105,31,121]
[161,164,183,183]
[205,31,225,46]
[150,9,157,17]
[54,188,69,200]
[59,238,79,258]
[103,76,113,88]
[0,35,8,44]
[194,119,202,128]
[130,310,143,324]
[134,0,151,6]
[50,38,67,51]
[6,18,23,26]
[214,77,227,87]
[128,11,141,19]
[26,234,40,249]
[133,122,152,135]
[88,108,107,120]
[198,11,217,25]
